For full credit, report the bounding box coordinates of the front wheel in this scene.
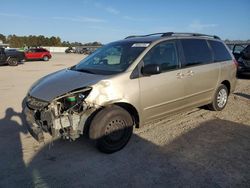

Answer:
[89,106,134,154]
[208,84,228,111]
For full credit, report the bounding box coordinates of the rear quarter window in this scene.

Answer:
[208,40,232,62]
[181,39,212,67]
[35,49,47,52]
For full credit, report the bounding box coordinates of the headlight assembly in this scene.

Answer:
[56,87,92,113]
[26,95,49,109]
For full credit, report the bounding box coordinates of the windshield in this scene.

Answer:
[72,42,148,75]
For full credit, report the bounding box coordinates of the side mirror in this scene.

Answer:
[141,64,161,76]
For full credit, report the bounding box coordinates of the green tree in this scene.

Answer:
[3,33,104,48]
[0,34,6,43]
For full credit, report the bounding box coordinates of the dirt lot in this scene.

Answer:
[0,53,249,187]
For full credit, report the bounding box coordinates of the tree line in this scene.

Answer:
[0,33,102,48]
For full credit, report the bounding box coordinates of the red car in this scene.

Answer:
[25,48,52,61]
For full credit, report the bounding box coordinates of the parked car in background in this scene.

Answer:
[25,48,52,61]
[65,46,76,53]
[75,46,88,54]
[0,47,25,66]
[231,44,247,60]
[65,46,97,55]
[87,47,97,54]
[25,32,237,153]
[231,44,250,75]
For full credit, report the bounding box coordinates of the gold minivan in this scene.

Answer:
[25,32,237,153]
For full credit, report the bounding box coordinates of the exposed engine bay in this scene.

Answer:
[25,87,96,141]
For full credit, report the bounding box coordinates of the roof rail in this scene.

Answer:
[125,32,220,40]
[124,33,165,39]
[162,32,221,39]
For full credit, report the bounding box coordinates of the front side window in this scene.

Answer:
[142,41,178,72]
[27,49,36,53]
[181,39,212,66]
[73,42,147,75]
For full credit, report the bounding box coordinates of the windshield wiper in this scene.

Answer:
[75,68,95,74]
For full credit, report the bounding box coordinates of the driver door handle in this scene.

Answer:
[176,72,184,79]
[186,70,194,77]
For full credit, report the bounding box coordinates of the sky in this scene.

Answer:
[0,0,249,43]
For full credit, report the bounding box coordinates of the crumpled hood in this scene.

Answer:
[29,69,108,101]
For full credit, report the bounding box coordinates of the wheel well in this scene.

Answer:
[221,80,231,93]
[114,102,140,128]
[83,103,140,138]
[8,57,17,60]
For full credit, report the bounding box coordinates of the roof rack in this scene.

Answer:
[124,33,165,39]
[125,32,220,40]
[162,32,221,39]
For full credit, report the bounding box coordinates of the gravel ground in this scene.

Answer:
[0,53,249,187]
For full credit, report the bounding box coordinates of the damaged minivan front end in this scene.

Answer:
[24,68,136,144]
[23,64,118,143]
[25,87,98,142]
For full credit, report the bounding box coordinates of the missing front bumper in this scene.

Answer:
[24,107,44,142]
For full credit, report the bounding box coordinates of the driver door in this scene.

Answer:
[139,41,185,122]
[26,49,36,59]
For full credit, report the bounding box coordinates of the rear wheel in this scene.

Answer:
[7,58,18,66]
[89,106,134,154]
[43,56,49,61]
[208,84,228,111]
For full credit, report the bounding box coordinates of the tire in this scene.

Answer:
[43,56,49,61]
[208,84,228,111]
[7,58,18,66]
[89,106,134,154]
